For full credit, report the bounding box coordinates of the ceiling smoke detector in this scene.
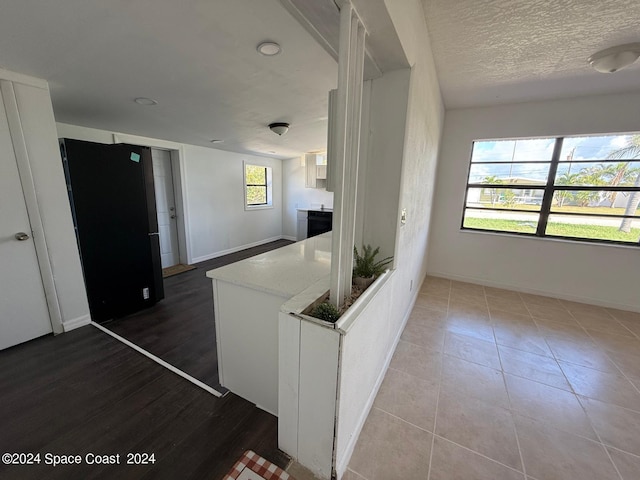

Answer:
[588,43,640,73]
[269,122,289,136]
[257,42,281,56]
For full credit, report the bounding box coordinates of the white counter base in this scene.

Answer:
[207,233,332,415]
[213,281,287,414]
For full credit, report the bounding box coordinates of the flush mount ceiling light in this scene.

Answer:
[257,41,281,56]
[134,97,158,106]
[269,122,289,136]
[588,43,640,73]
[210,139,223,144]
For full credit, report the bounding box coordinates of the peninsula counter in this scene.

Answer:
[206,233,331,414]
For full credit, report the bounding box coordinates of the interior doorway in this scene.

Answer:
[151,148,181,269]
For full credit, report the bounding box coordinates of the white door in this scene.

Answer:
[0,88,52,350]
[152,148,180,268]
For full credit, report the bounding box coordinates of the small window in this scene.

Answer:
[462,134,640,246]
[244,163,273,209]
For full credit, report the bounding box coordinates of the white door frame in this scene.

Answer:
[112,133,190,265]
[152,147,181,268]
[1,77,62,334]
[169,149,189,266]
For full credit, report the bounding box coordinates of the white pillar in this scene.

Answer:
[330,1,366,307]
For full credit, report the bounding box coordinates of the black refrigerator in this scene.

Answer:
[60,138,164,323]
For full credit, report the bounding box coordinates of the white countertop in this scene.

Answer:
[206,233,332,298]
[296,208,333,212]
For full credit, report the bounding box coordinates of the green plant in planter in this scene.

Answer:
[353,244,393,279]
[311,302,341,323]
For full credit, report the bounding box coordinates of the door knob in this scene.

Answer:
[15,232,30,241]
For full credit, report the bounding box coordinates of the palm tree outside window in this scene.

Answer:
[462,134,640,245]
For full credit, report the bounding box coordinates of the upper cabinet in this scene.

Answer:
[305,89,337,190]
[305,153,328,189]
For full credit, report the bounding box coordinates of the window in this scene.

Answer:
[244,163,273,209]
[462,134,640,246]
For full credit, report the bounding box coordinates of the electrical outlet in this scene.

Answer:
[401,208,407,225]
[143,287,150,300]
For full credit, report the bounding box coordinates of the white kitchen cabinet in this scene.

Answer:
[305,153,327,189]
[297,210,308,241]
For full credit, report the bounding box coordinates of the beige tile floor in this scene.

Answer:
[346,276,640,480]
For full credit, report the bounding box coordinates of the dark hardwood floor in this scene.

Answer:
[104,239,294,390]
[0,325,289,480]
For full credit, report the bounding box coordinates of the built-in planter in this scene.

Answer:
[352,275,375,290]
[278,269,404,480]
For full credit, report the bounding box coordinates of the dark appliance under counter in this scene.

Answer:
[307,210,333,238]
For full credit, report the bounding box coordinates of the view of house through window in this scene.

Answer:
[462,134,640,245]
[244,163,272,208]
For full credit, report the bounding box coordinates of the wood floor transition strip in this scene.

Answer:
[91,321,224,397]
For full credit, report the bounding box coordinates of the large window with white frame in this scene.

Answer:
[462,133,640,245]
[244,162,273,209]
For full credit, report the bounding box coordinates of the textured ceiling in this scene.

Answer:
[0,0,338,158]
[422,0,640,108]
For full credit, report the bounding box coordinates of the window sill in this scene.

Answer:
[245,204,274,211]
[460,227,640,250]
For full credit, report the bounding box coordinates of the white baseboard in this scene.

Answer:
[335,283,420,479]
[191,236,290,264]
[62,313,91,332]
[281,235,297,242]
[427,270,640,313]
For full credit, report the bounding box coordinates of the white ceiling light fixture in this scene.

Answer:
[269,122,289,136]
[210,139,223,144]
[257,41,281,56]
[134,97,158,106]
[588,43,640,73]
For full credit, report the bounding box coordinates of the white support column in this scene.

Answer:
[330,1,366,307]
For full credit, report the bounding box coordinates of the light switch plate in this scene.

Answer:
[401,208,407,225]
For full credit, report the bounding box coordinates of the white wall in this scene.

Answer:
[361,69,411,260]
[282,157,333,239]
[182,145,283,261]
[384,0,445,327]
[428,92,640,311]
[57,122,284,264]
